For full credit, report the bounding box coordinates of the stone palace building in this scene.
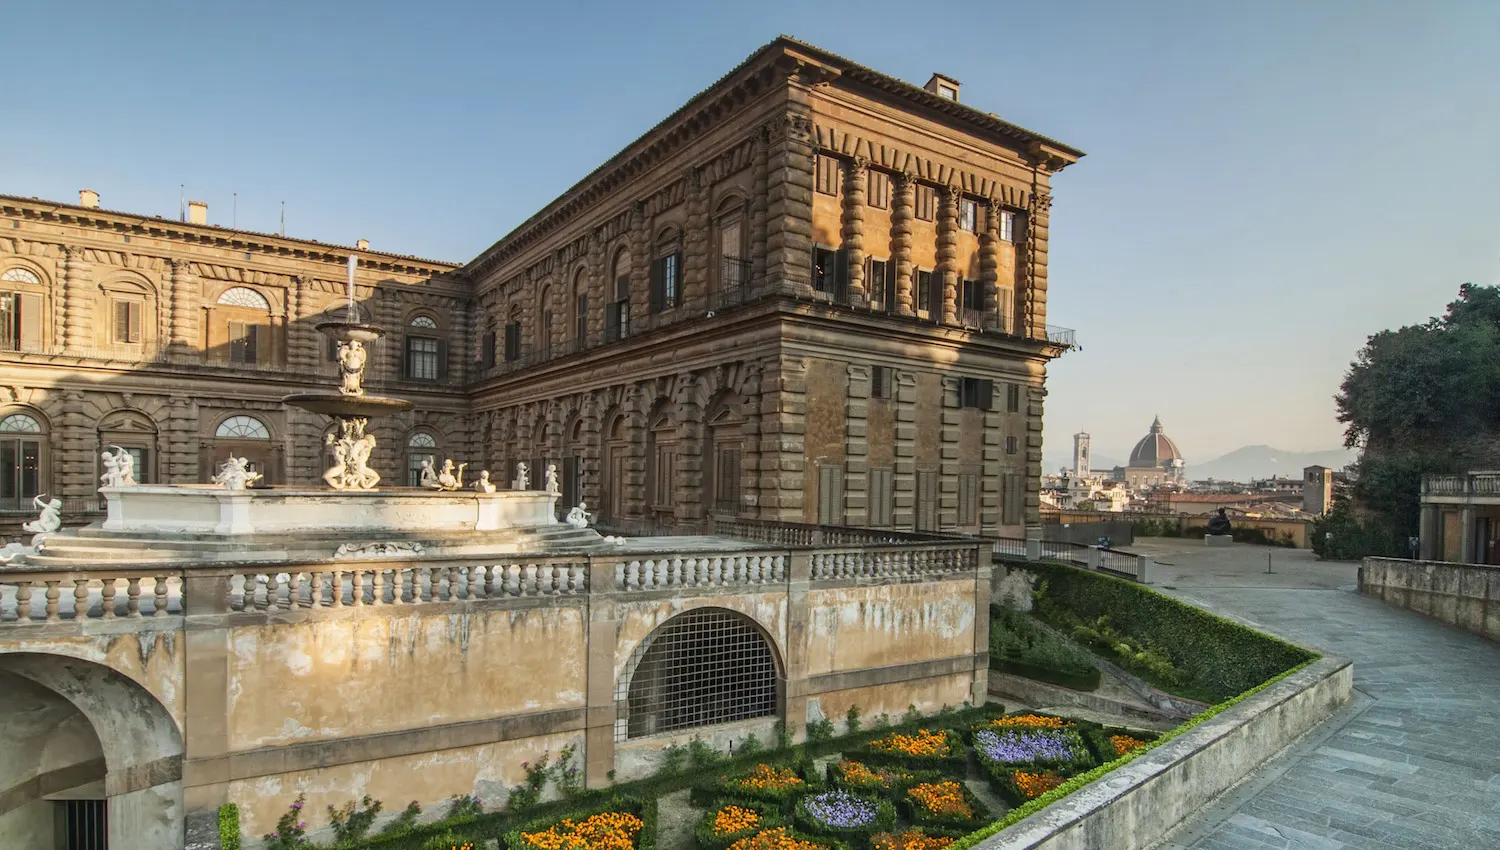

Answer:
[0,36,1081,538]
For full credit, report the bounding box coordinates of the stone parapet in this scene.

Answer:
[1360,556,1500,642]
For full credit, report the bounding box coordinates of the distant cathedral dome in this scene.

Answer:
[1128,416,1183,468]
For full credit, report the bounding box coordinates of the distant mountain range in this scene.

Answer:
[1044,445,1356,483]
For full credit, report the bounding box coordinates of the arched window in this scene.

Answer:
[620,608,780,739]
[646,411,677,519]
[602,413,629,523]
[1,268,47,352]
[215,416,270,439]
[608,249,632,342]
[214,287,271,365]
[0,410,48,511]
[405,315,444,382]
[208,415,275,484]
[406,431,439,487]
[572,268,588,346]
[217,287,270,310]
[705,402,744,515]
[1,268,41,284]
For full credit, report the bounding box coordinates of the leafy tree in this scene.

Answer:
[1334,284,1500,547]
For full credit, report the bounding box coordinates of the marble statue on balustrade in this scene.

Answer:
[565,501,592,530]
[99,446,137,489]
[545,463,560,495]
[473,470,496,493]
[514,462,529,490]
[1206,508,1232,536]
[213,456,262,490]
[436,459,467,491]
[337,339,367,397]
[323,419,381,490]
[22,494,62,536]
[419,458,440,489]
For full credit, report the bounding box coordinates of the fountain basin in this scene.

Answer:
[316,321,385,343]
[99,485,559,537]
[281,392,413,418]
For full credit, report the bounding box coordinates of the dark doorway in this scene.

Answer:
[58,799,107,850]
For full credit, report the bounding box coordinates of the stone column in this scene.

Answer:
[840,158,868,307]
[979,203,1001,330]
[622,387,648,521]
[61,246,92,353]
[844,364,870,526]
[892,371,917,529]
[165,396,197,484]
[628,204,651,330]
[937,185,960,326]
[674,373,704,528]
[586,231,606,343]
[168,259,200,357]
[739,364,762,519]
[1419,505,1439,561]
[749,131,770,297]
[1460,506,1476,564]
[581,395,603,509]
[759,357,806,522]
[287,276,317,372]
[891,173,916,316]
[683,167,710,308]
[59,391,91,503]
[763,112,815,298]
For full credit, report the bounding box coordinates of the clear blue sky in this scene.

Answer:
[4,0,1497,464]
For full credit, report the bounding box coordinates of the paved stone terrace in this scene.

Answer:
[1120,539,1500,850]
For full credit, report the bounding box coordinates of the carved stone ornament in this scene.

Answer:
[334,541,427,559]
[1032,189,1053,214]
[564,501,592,530]
[22,494,62,535]
[213,455,262,491]
[99,445,138,489]
[322,418,380,491]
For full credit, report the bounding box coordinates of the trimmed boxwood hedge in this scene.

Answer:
[505,796,658,850]
[691,761,819,813]
[969,724,1096,777]
[991,658,1102,692]
[1011,559,1315,702]
[793,789,896,849]
[987,767,1069,808]
[823,760,916,801]
[850,729,967,773]
[989,605,1102,692]
[694,800,786,850]
[898,780,992,836]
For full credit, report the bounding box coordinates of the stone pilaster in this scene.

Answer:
[891,173,915,316]
[628,204,651,330]
[939,377,961,529]
[168,259,199,357]
[674,373,704,527]
[1024,383,1046,526]
[683,168,710,308]
[376,288,402,384]
[891,371,917,529]
[749,131,770,296]
[61,246,92,353]
[937,185,960,326]
[165,396,197,484]
[844,364,870,526]
[739,364,762,519]
[763,112,815,298]
[581,395,603,509]
[583,560,619,788]
[288,276,318,372]
[586,231,606,343]
[59,391,91,502]
[841,158,868,307]
[981,404,1002,533]
[1024,179,1053,339]
[758,356,806,521]
[622,388,647,520]
[979,203,1001,331]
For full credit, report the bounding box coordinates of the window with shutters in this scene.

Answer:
[815,155,841,195]
[1003,473,1024,525]
[714,447,741,512]
[0,290,44,353]
[817,463,844,525]
[1007,383,1022,413]
[999,210,1017,242]
[648,415,677,512]
[959,198,978,232]
[961,279,981,312]
[650,252,681,312]
[915,269,934,318]
[959,469,979,527]
[1006,435,1019,455]
[867,258,891,311]
[871,365,892,400]
[869,467,894,527]
[113,298,144,344]
[227,321,259,365]
[915,184,937,220]
[504,321,522,361]
[608,249,632,341]
[482,330,497,368]
[960,377,993,409]
[868,171,891,209]
[915,469,938,531]
[812,246,847,297]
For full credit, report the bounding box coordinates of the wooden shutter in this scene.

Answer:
[834,248,849,300]
[649,258,664,312]
[18,293,42,350]
[871,366,884,400]
[979,380,994,411]
[114,300,130,343]
[482,331,496,366]
[670,252,682,305]
[604,306,620,341]
[869,467,892,527]
[1003,473,1023,526]
[436,339,449,382]
[818,464,844,525]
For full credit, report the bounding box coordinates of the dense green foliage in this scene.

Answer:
[505,796,658,850]
[987,606,1101,691]
[693,801,785,850]
[218,804,243,850]
[1334,283,1500,552]
[1018,561,1315,703]
[1310,496,1407,560]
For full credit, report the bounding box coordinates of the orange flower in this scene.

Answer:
[868,729,954,757]
[1011,770,1065,800]
[872,830,954,850]
[905,782,973,818]
[727,828,827,850]
[713,805,761,836]
[519,811,643,850]
[986,714,1069,730]
[836,760,910,788]
[726,764,804,792]
[1110,735,1147,756]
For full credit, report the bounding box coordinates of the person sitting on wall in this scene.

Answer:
[1206,507,1232,536]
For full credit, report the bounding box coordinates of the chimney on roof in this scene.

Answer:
[356,239,369,250]
[188,200,207,225]
[79,189,100,209]
[924,74,960,102]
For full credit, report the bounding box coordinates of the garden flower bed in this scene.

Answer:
[825,761,913,799]
[870,828,954,850]
[792,789,895,849]
[898,781,991,836]
[693,763,814,812]
[993,769,1068,805]
[694,802,785,850]
[854,730,966,771]
[971,726,1094,773]
[725,826,851,850]
[506,798,657,850]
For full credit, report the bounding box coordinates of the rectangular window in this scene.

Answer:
[715,447,741,513]
[868,171,891,209]
[1006,435,1019,455]
[651,445,676,510]
[817,463,845,525]
[504,322,521,360]
[915,185,937,221]
[575,295,588,344]
[649,253,681,312]
[228,321,259,365]
[326,334,341,362]
[1003,473,1023,525]
[610,274,632,341]
[959,198,977,232]
[959,469,979,527]
[997,286,1014,332]
[869,467,894,526]
[961,279,981,311]
[1007,383,1021,413]
[915,469,938,531]
[999,210,1016,242]
[815,155,842,195]
[812,246,848,297]
[867,258,892,311]
[113,299,143,344]
[406,336,439,381]
[0,292,40,352]
[482,330,497,368]
[871,365,892,400]
[960,377,993,409]
[915,270,934,317]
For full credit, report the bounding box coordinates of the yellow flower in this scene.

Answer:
[867,730,954,757]
[836,760,910,788]
[986,714,1069,730]
[1110,734,1146,755]
[905,782,972,818]
[727,828,826,850]
[726,764,804,792]
[713,805,761,836]
[872,830,954,850]
[519,811,644,850]
[1011,770,1065,799]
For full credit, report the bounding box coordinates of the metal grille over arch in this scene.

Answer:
[618,607,781,740]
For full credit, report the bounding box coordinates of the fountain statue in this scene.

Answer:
[436,459,468,491]
[22,494,62,535]
[474,470,496,493]
[100,446,137,489]
[545,463,560,495]
[212,456,262,490]
[514,462,530,490]
[565,501,592,530]
[282,252,413,489]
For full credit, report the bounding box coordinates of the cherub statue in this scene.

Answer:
[513,462,530,490]
[436,459,467,491]
[323,436,351,490]
[473,470,496,493]
[419,458,440,489]
[336,338,367,397]
[99,446,138,489]
[212,456,262,491]
[22,494,62,535]
[564,501,591,530]
[544,463,560,495]
[348,432,380,489]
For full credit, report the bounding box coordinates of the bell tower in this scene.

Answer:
[1073,432,1091,478]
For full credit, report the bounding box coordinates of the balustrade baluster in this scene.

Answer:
[613,562,626,591]
[308,572,324,607]
[100,578,117,618]
[505,564,520,596]
[287,572,303,608]
[15,581,33,622]
[569,563,585,593]
[125,577,141,617]
[44,580,61,622]
[371,570,385,605]
[73,580,89,619]
[520,564,535,595]
[710,557,723,585]
[472,566,486,598]
[154,574,170,616]
[331,571,345,607]
[391,568,406,604]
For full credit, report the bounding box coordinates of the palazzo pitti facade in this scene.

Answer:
[0,37,1080,537]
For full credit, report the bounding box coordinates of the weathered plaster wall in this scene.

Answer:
[1360,557,1500,642]
[0,630,185,728]
[803,580,976,677]
[809,671,973,725]
[227,605,587,749]
[612,592,788,681]
[0,672,106,847]
[803,357,849,523]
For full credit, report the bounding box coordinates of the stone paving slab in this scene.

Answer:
[1142,540,1500,850]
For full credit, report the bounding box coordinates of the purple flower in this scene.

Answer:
[803,789,878,828]
[291,802,303,810]
[974,729,1086,765]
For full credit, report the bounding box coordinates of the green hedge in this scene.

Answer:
[793,790,896,849]
[693,800,786,850]
[850,729,967,773]
[989,606,1101,691]
[218,804,242,850]
[899,780,992,837]
[690,761,818,813]
[1012,559,1315,703]
[823,760,916,801]
[505,796,658,850]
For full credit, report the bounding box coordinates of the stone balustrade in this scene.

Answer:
[809,544,977,581]
[0,570,182,622]
[613,553,787,591]
[231,560,589,611]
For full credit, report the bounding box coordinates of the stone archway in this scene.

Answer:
[0,652,184,849]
